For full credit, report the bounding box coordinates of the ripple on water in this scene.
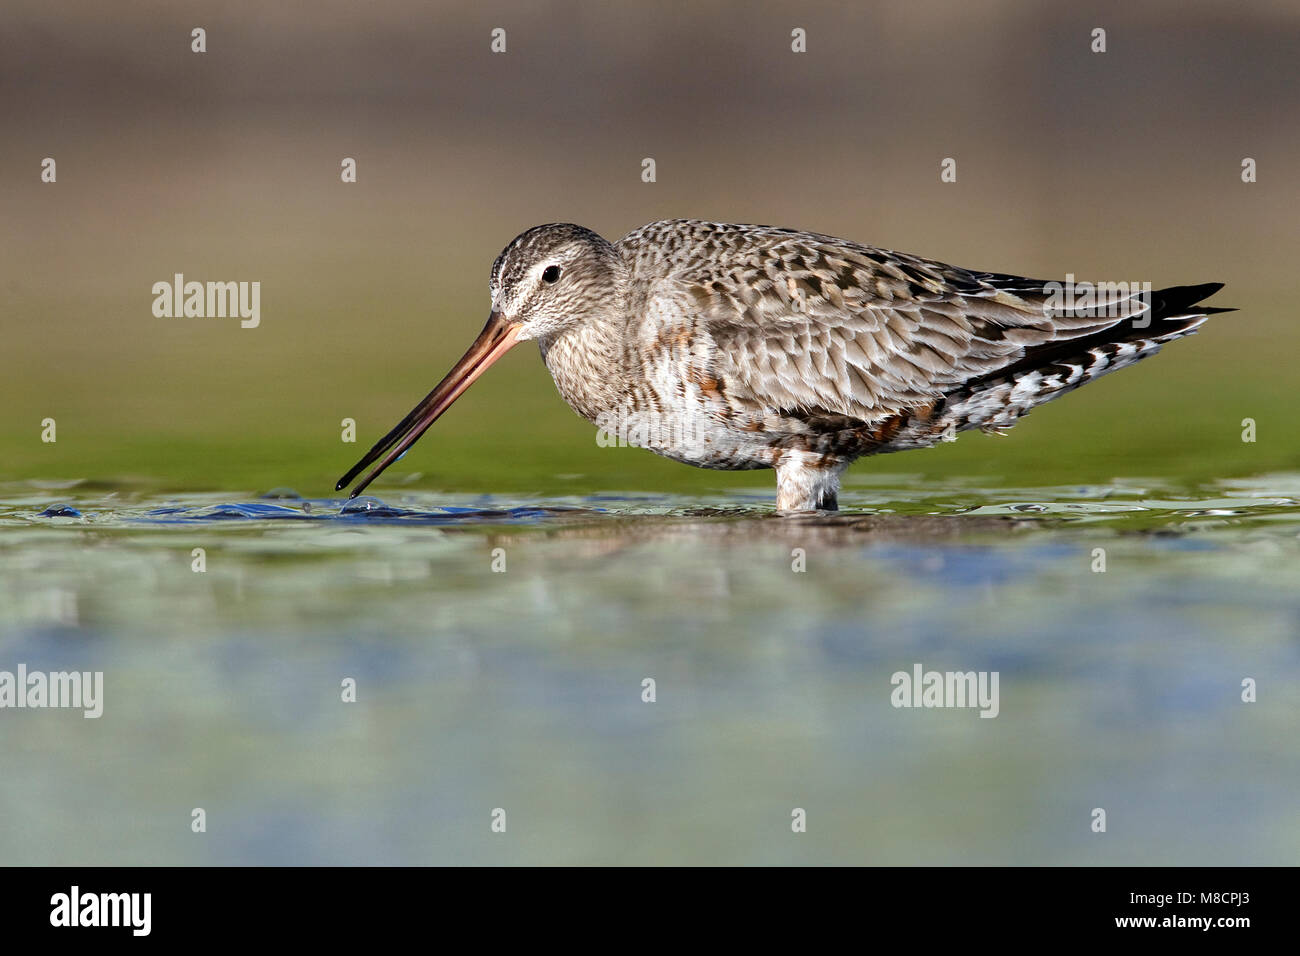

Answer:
[2,474,1299,865]
[2,474,1297,534]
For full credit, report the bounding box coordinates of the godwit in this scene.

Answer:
[337,220,1230,511]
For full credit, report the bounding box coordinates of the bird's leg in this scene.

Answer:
[775,454,846,512]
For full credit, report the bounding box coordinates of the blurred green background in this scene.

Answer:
[2,0,1297,497]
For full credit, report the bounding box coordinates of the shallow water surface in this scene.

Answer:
[1,475,1297,864]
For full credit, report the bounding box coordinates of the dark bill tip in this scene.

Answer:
[334,311,521,498]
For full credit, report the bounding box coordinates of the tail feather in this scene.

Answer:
[1148,282,1234,318]
[977,282,1231,387]
[879,282,1231,449]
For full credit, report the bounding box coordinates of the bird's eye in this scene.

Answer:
[542,265,561,283]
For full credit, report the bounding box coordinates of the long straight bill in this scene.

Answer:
[335,311,521,498]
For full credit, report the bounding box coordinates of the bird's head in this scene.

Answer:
[335,223,624,497]
[488,222,626,341]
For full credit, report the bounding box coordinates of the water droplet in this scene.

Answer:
[339,496,410,517]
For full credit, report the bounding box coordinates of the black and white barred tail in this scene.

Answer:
[886,283,1232,449]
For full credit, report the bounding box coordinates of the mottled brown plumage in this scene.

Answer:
[338,220,1230,510]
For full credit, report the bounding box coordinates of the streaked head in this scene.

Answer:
[489,222,625,341]
[335,223,622,497]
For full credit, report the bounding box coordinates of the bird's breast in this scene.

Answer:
[541,313,770,470]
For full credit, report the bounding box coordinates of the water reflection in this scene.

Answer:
[0,476,1297,864]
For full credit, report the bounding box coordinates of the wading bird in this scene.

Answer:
[337,220,1230,510]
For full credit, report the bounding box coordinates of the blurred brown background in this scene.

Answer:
[3,0,1297,494]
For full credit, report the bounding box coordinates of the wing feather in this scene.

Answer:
[623,220,1152,423]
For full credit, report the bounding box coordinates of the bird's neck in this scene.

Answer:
[538,316,633,424]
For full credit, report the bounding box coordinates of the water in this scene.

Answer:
[1,475,1298,864]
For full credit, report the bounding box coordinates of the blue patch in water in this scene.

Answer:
[134,502,311,523]
[124,495,598,526]
[39,504,82,518]
[862,542,1073,588]
[203,503,308,519]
